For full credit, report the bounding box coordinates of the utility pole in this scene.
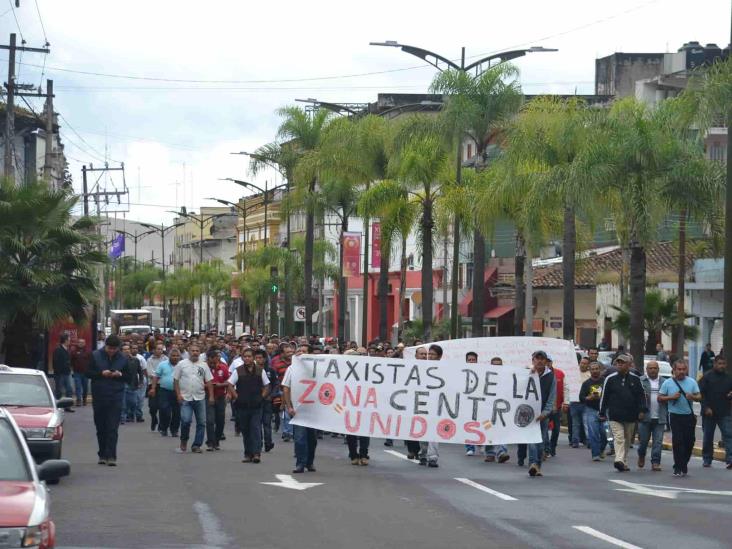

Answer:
[43,79,54,181]
[2,34,50,181]
[725,2,732,376]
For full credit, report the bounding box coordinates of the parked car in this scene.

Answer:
[0,407,69,548]
[596,353,671,379]
[0,365,73,462]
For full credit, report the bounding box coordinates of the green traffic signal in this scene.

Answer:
[271,283,278,294]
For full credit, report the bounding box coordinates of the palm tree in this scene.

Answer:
[359,179,419,341]
[610,289,699,355]
[275,106,334,337]
[653,94,725,354]
[158,269,199,330]
[118,264,163,308]
[389,115,452,341]
[587,98,685,372]
[315,115,389,343]
[430,64,523,338]
[504,96,600,342]
[193,260,232,332]
[0,178,106,366]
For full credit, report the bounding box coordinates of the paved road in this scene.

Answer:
[51,407,731,549]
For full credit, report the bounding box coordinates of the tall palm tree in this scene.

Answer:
[359,179,420,341]
[504,97,600,342]
[0,178,106,366]
[389,115,452,341]
[430,64,523,338]
[275,106,333,337]
[587,98,685,372]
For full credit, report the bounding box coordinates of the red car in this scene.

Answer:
[0,365,73,463]
[0,407,69,549]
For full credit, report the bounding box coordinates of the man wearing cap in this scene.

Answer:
[599,353,647,472]
[527,351,556,477]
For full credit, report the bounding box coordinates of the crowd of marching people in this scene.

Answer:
[60,330,732,476]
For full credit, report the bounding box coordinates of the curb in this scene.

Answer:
[558,426,725,462]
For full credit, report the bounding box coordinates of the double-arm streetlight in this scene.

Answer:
[139,222,185,329]
[231,151,297,336]
[114,228,156,271]
[168,210,232,333]
[220,178,288,247]
[371,40,557,340]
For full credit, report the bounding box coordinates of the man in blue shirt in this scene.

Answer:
[659,359,701,476]
[150,347,182,437]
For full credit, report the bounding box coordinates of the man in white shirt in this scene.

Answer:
[145,343,167,432]
[281,365,317,474]
[173,343,213,453]
[637,361,667,471]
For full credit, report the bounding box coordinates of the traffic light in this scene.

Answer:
[270,266,278,294]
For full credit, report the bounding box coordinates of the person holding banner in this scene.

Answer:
[484,356,510,464]
[418,344,443,468]
[528,350,556,477]
[282,366,318,474]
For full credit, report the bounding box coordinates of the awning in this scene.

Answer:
[485,305,514,319]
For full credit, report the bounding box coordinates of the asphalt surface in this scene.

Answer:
[50,405,732,549]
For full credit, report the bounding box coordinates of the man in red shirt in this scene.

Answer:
[270,343,294,442]
[71,338,92,406]
[205,349,230,451]
[546,357,568,458]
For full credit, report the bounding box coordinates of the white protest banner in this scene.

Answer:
[407,337,580,402]
[288,355,542,445]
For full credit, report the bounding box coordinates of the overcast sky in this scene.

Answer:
[3,0,730,223]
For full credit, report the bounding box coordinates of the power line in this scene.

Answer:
[1,1,657,87]
[33,0,48,45]
[6,0,24,42]
[58,112,122,163]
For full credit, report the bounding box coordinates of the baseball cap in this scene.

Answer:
[614,352,633,364]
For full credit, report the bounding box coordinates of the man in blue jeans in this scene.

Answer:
[568,356,590,448]
[699,356,732,468]
[528,351,556,477]
[281,364,317,473]
[637,361,666,471]
[580,361,607,461]
[173,343,213,454]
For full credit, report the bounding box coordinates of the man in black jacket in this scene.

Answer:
[52,334,74,408]
[599,353,646,472]
[86,335,132,466]
[699,356,732,468]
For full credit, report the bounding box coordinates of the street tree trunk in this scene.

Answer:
[450,218,460,339]
[514,233,526,336]
[398,234,407,342]
[618,245,630,347]
[471,229,486,337]
[675,208,687,357]
[378,245,390,342]
[303,179,316,337]
[562,203,576,342]
[421,198,434,342]
[338,215,349,342]
[629,242,647,374]
[525,248,533,336]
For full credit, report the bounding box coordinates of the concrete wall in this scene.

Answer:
[595,53,664,97]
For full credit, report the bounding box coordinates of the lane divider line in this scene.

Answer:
[572,526,643,549]
[384,449,420,463]
[454,477,518,501]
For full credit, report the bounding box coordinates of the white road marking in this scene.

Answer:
[193,501,232,548]
[384,449,419,462]
[260,474,323,491]
[454,477,518,501]
[610,479,732,499]
[573,526,643,549]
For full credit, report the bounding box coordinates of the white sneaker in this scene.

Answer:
[466,449,475,456]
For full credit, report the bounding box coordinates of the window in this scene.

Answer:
[0,419,31,481]
[466,143,473,160]
[0,375,52,407]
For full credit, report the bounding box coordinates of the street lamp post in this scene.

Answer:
[168,211,230,333]
[140,222,184,330]
[115,229,156,272]
[223,178,288,336]
[206,197,263,335]
[232,151,297,337]
[371,41,556,340]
